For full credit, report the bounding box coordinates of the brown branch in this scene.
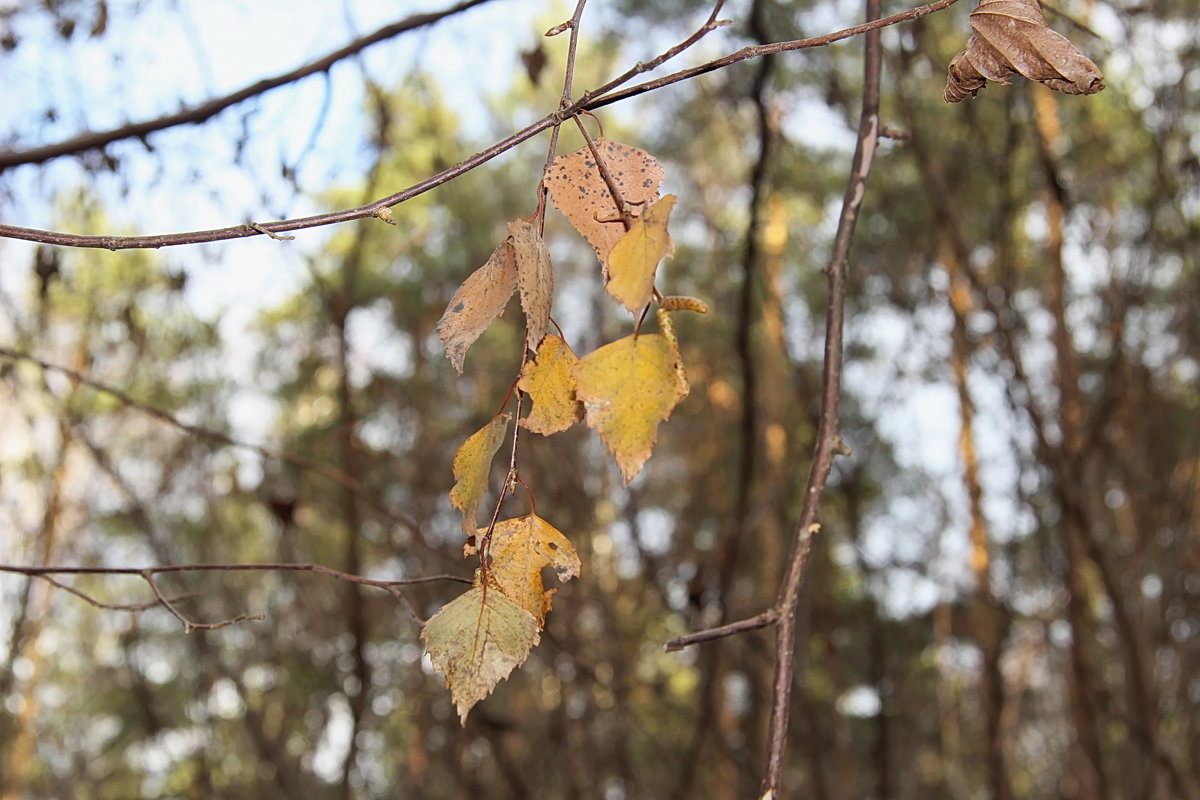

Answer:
[2,563,470,631]
[665,609,778,652]
[661,4,885,793]
[760,0,882,790]
[663,5,894,665]
[32,574,195,613]
[0,0,955,252]
[139,570,266,632]
[0,0,497,172]
[585,0,959,110]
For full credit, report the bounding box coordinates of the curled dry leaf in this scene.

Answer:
[944,0,1104,103]
[517,334,583,435]
[606,194,677,317]
[574,332,689,485]
[449,414,510,536]
[436,241,517,373]
[483,514,581,626]
[508,220,554,354]
[421,583,540,725]
[543,138,664,266]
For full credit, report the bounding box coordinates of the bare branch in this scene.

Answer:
[0,0,498,172]
[761,0,883,791]
[33,574,195,613]
[1,563,471,632]
[665,609,778,652]
[0,0,957,252]
[140,570,266,633]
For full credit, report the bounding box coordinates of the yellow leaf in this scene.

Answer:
[574,333,689,484]
[507,220,554,354]
[449,414,510,535]
[421,584,540,725]
[517,334,582,436]
[606,194,677,316]
[543,138,664,266]
[435,241,518,373]
[483,514,581,625]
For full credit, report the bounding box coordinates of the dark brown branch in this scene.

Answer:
[0,0,955,252]
[665,609,778,652]
[661,3,885,790]
[0,0,497,172]
[139,570,266,632]
[2,563,470,631]
[585,0,958,110]
[33,574,195,613]
[762,0,882,790]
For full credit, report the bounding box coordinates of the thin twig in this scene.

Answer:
[572,116,636,231]
[0,0,957,252]
[587,0,957,110]
[34,574,196,613]
[2,563,469,632]
[140,569,266,632]
[665,609,779,652]
[0,0,497,171]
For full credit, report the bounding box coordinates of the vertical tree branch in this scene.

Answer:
[673,5,777,795]
[760,0,881,792]
[946,241,1012,800]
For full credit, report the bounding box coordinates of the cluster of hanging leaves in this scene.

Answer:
[424,136,703,721]
[944,0,1104,102]
[421,514,580,723]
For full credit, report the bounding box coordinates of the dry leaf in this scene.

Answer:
[606,194,677,316]
[436,241,518,373]
[449,414,510,535]
[483,514,581,625]
[944,0,1104,103]
[518,334,582,435]
[574,333,689,484]
[507,220,554,354]
[421,584,540,725]
[520,43,547,85]
[543,138,664,265]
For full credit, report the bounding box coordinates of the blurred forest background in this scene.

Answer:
[0,0,1197,798]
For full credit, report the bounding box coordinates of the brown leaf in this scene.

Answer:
[421,583,540,725]
[449,414,510,536]
[436,241,518,373]
[483,514,581,626]
[507,220,554,354]
[574,331,689,484]
[944,0,1104,103]
[518,334,583,435]
[520,43,547,85]
[543,138,664,266]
